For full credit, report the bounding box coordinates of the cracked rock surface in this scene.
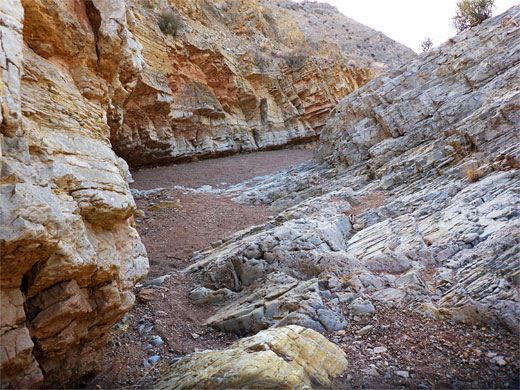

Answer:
[154,325,348,390]
[1,0,148,387]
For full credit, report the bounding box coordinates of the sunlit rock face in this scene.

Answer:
[0,0,148,387]
[110,0,415,166]
[155,325,348,390]
[186,5,520,340]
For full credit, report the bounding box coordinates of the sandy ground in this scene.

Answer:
[84,148,519,389]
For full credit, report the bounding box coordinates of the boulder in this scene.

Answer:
[155,325,348,390]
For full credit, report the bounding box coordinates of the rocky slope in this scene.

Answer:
[0,0,148,387]
[270,0,411,69]
[172,7,519,385]
[110,0,415,166]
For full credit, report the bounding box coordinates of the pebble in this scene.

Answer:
[143,275,170,287]
[150,336,164,346]
[211,240,223,248]
[356,324,374,336]
[351,300,375,316]
[396,370,409,378]
[362,367,379,376]
[148,355,161,364]
[372,346,388,354]
[493,356,506,366]
[170,357,183,365]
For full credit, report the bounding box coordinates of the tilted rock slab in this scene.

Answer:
[315,6,520,170]
[0,0,148,387]
[187,6,520,338]
[155,325,347,390]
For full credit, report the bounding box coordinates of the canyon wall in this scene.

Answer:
[111,0,415,166]
[0,0,148,387]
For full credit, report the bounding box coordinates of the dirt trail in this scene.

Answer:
[131,148,313,279]
[131,148,314,190]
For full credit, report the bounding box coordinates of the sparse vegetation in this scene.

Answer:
[284,55,307,70]
[452,0,495,33]
[158,9,182,36]
[249,49,272,72]
[463,163,485,182]
[420,37,433,52]
[282,46,309,71]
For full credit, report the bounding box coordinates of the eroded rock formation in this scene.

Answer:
[184,5,520,347]
[110,0,415,166]
[0,0,148,387]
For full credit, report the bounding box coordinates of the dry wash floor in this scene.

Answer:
[85,148,519,389]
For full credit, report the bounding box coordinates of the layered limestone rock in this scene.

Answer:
[186,6,520,337]
[155,325,348,390]
[0,0,148,387]
[110,0,415,166]
[315,6,520,171]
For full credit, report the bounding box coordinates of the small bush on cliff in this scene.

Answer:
[285,55,307,70]
[420,37,433,52]
[463,163,485,182]
[158,9,182,36]
[452,0,495,32]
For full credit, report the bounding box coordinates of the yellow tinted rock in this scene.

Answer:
[155,325,347,390]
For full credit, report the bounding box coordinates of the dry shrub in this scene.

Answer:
[463,164,484,183]
[284,55,306,70]
[158,9,182,36]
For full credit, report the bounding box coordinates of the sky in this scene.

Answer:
[296,0,519,52]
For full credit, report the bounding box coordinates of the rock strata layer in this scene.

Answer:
[186,6,520,343]
[155,325,348,390]
[110,0,415,166]
[0,0,148,387]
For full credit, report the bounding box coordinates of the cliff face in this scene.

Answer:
[110,0,415,166]
[0,0,148,387]
[183,5,520,352]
